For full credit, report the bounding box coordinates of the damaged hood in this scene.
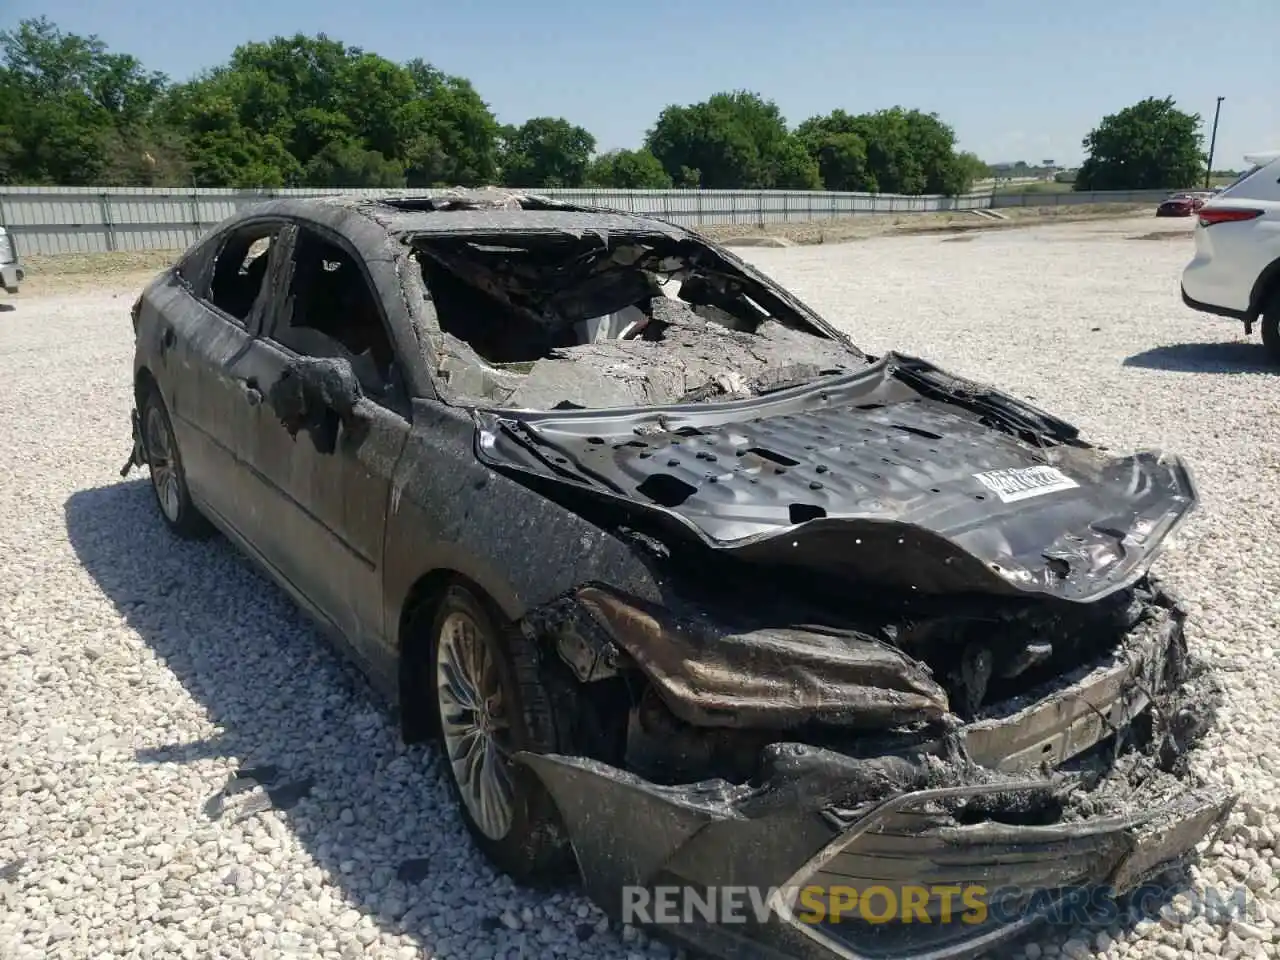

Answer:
[474,354,1196,602]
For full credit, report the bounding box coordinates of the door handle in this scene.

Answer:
[236,377,262,406]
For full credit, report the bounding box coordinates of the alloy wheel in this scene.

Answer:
[144,403,182,523]
[435,610,516,840]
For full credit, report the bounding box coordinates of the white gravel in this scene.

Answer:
[2,215,1278,960]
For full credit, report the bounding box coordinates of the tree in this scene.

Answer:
[796,112,869,191]
[498,117,595,188]
[1,16,997,199]
[645,91,818,189]
[402,60,500,186]
[796,107,982,195]
[940,151,988,197]
[585,148,672,189]
[165,34,502,187]
[0,17,180,185]
[303,139,404,187]
[1075,97,1204,191]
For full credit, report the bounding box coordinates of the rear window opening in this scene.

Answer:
[410,231,864,411]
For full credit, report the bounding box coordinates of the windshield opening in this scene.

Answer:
[409,230,864,411]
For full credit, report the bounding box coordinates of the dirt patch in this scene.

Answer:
[1130,231,1195,242]
[16,249,178,298]
[705,203,1156,248]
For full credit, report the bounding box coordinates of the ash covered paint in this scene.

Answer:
[124,190,1233,960]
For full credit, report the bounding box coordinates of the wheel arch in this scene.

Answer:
[1248,255,1280,319]
[135,366,159,406]
[396,567,516,744]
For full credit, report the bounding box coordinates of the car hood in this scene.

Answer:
[473,353,1196,602]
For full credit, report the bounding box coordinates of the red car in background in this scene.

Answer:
[1157,193,1210,217]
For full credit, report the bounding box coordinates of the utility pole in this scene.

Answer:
[1205,96,1225,189]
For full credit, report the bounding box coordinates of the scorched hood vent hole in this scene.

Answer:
[637,474,697,507]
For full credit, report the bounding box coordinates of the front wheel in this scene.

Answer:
[140,388,212,539]
[427,583,573,883]
[1260,291,1280,365]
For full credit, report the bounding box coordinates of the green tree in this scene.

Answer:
[498,117,595,188]
[165,34,502,188]
[796,112,870,191]
[796,107,982,195]
[584,148,672,188]
[0,17,181,185]
[303,140,405,187]
[401,61,500,186]
[1075,97,1204,191]
[939,151,988,197]
[645,91,818,189]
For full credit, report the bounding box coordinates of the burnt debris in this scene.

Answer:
[410,227,861,410]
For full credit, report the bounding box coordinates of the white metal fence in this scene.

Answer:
[0,185,1173,257]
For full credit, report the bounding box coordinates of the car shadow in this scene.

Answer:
[1124,341,1280,374]
[63,479,605,958]
[0,302,15,312]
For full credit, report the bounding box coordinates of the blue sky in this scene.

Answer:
[5,0,1277,168]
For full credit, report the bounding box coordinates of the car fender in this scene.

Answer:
[382,399,665,652]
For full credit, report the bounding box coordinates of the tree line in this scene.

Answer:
[0,18,1207,195]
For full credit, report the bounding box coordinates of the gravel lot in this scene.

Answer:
[2,214,1278,960]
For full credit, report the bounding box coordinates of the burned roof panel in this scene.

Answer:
[381,209,687,239]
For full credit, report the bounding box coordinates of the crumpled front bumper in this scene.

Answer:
[517,597,1235,960]
[522,754,1232,960]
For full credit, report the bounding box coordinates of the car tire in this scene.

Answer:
[140,387,212,540]
[1261,291,1280,365]
[427,582,574,883]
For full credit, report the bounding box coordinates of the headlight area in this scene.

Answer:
[512,581,1234,959]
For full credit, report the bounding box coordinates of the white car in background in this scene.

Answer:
[0,225,22,295]
[1181,150,1280,360]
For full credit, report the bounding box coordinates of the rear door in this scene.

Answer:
[234,221,412,679]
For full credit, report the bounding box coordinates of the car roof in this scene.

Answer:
[266,191,690,241]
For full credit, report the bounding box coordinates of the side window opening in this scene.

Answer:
[275,229,398,397]
[207,227,277,323]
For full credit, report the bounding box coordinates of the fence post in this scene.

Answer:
[190,189,202,245]
[99,193,117,252]
[757,190,765,229]
[0,194,11,258]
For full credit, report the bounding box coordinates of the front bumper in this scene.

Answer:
[519,597,1234,960]
[1,262,21,294]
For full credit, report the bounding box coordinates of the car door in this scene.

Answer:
[233,220,412,681]
[161,219,289,539]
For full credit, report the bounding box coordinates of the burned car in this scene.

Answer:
[123,192,1231,959]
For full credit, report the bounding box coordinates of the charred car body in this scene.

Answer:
[123,192,1231,959]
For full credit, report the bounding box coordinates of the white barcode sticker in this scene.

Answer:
[973,465,1078,503]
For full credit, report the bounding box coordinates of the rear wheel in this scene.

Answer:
[1261,290,1280,365]
[427,583,573,882]
[141,387,212,539]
